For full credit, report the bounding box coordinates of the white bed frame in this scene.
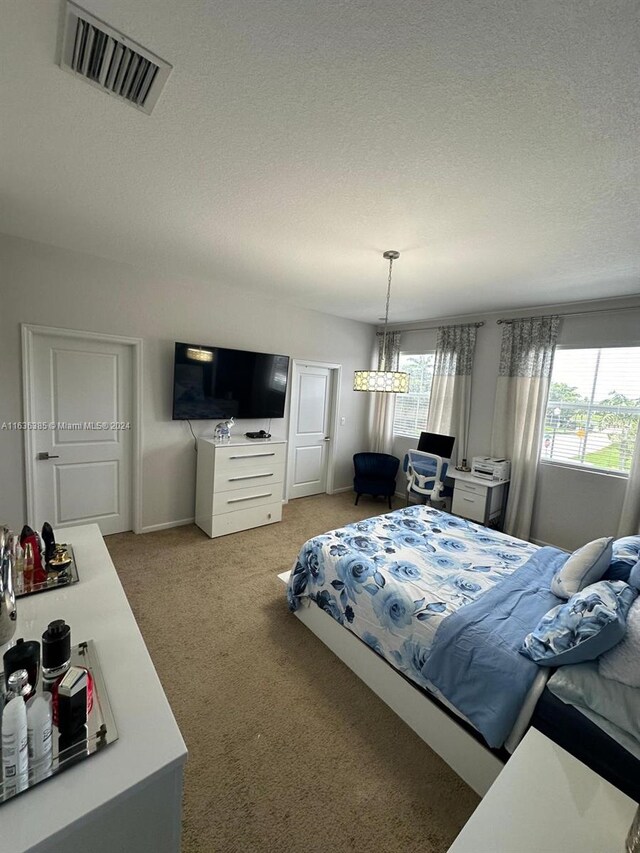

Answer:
[278,570,504,796]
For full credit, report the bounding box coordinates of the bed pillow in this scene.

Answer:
[550,537,613,599]
[521,580,637,667]
[604,536,640,583]
[548,660,640,749]
[599,595,640,687]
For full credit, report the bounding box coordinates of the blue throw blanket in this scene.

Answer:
[423,546,568,747]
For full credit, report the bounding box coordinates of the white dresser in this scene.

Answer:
[195,436,287,538]
[3,524,186,853]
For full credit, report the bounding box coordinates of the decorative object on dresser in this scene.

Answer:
[195,436,287,538]
[213,416,235,441]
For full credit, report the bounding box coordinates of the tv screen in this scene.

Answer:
[172,343,290,420]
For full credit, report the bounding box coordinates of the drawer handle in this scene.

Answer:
[463,497,475,502]
[228,472,274,482]
[227,492,273,504]
[229,452,276,459]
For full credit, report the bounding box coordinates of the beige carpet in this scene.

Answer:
[106,493,479,853]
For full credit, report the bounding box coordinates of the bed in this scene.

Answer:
[281,504,569,794]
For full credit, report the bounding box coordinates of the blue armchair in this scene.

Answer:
[353,452,400,510]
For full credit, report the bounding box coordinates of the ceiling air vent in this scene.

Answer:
[59,2,172,115]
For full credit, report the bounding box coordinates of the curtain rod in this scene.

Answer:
[497,305,640,324]
[379,321,485,333]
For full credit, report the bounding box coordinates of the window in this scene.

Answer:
[392,353,435,438]
[541,347,640,474]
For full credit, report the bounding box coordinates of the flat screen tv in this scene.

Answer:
[172,343,290,420]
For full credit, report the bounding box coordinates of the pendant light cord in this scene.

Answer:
[380,255,394,370]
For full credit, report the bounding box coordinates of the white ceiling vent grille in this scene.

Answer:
[59,2,172,115]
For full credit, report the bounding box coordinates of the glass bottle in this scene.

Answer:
[23,543,34,592]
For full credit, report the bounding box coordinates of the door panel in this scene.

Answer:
[53,350,119,444]
[29,333,133,535]
[288,364,334,499]
[55,461,120,523]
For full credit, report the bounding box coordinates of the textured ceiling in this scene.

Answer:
[1,0,639,323]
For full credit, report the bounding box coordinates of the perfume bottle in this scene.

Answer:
[14,544,24,594]
[42,620,71,686]
[23,543,34,592]
[2,669,30,794]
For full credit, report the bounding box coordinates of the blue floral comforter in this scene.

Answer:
[287,505,542,742]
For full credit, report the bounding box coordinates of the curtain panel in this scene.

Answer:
[618,429,640,536]
[427,324,478,466]
[368,331,401,454]
[491,316,560,540]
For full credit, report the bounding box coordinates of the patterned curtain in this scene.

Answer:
[377,330,401,371]
[491,316,560,539]
[426,324,478,466]
[369,331,401,453]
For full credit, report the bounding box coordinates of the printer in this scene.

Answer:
[471,456,511,481]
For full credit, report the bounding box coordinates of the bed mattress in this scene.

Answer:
[287,505,566,747]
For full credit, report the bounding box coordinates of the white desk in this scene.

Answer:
[448,728,636,853]
[448,469,509,528]
[1,524,187,853]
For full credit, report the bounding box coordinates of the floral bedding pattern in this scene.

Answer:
[287,505,537,690]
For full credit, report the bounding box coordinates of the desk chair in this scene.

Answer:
[405,449,452,507]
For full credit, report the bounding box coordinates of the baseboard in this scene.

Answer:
[530,537,557,548]
[139,517,195,534]
[330,486,353,494]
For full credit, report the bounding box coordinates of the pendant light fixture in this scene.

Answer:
[353,250,409,393]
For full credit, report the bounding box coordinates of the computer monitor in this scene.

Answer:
[417,432,455,459]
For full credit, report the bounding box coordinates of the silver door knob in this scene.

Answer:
[37,452,60,460]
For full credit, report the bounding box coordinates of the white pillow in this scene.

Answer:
[599,596,640,688]
[550,537,613,599]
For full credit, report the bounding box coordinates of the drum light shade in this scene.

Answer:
[353,370,409,392]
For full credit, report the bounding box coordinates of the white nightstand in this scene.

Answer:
[449,469,509,528]
[448,728,636,853]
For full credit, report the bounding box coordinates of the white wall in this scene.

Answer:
[0,234,374,532]
[391,297,640,550]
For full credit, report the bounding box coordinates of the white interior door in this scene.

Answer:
[288,364,333,499]
[28,331,134,535]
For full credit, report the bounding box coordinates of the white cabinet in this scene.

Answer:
[195,437,287,537]
[448,729,636,852]
[449,470,509,527]
[3,524,187,853]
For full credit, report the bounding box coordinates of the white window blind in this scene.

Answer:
[392,353,435,438]
[541,346,640,474]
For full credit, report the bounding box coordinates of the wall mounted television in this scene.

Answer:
[172,343,290,420]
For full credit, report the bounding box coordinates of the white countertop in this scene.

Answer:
[199,434,286,447]
[447,468,509,488]
[1,524,187,852]
[448,728,636,852]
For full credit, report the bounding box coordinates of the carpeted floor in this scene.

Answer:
[106,493,479,853]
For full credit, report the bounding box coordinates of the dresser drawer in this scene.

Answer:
[214,462,285,493]
[214,443,286,473]
[212,480,284,515]
[455,479,488,497]
[209,501,283,537]
[452,488,486,523]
